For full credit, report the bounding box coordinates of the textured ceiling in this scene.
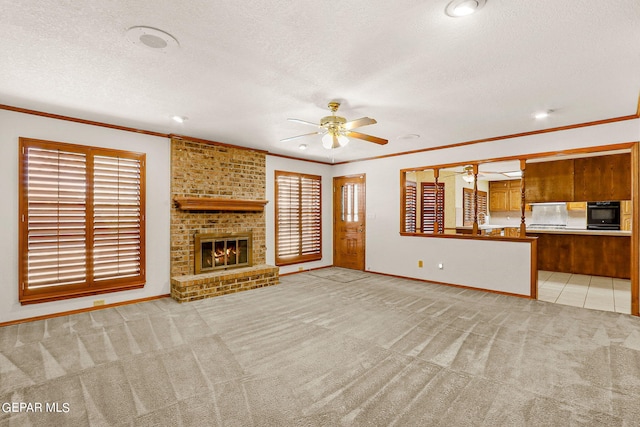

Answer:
[1,1,639,162]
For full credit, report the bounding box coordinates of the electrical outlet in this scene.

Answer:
[438,263,444,270]
[418,260,423,268]
[93,299,105,307]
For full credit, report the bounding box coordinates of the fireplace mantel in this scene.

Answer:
[173,197,268,212]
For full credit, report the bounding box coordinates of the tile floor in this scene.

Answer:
[537,270,631,314]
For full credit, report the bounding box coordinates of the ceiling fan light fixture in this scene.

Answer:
[462,165,475,183]
[445,0,486,17]
[321,133,333,149]
[322,132,349,149]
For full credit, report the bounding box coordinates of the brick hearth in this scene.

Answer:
[171,264,279,303]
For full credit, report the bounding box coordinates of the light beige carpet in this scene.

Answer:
[1,268,640,426]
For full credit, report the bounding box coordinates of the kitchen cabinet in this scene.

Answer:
[573,153,631,201]
[509,184,522,211]
[566,202,586,211]
[489,179,521,212]
[525,159,574,202]
[621,200,632,231]
[489,181,508,211]
[504,227,520,237]
[525,153,631,203]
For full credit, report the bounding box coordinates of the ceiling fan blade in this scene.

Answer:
[346,131,388,145]
[280,131,321,142]
[344,117,377,130]
[287,118,319,127]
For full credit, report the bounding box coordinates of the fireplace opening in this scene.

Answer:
[195,232,252,274]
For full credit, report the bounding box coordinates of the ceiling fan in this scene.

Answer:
[453,165,522,182]
[281,101,388,149]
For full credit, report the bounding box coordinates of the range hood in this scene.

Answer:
[527,202,567,206]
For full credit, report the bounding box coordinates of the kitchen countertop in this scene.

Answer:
[456,225,631,237]
[525,228,631,237]
[456,224,520,230]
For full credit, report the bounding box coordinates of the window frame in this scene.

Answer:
[274,170,322,266]
[18,137,146,304]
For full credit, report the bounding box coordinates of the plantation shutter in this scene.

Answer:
[24,145,88,289]
[276,174,301,260]
[477,191,487,225]
[405,181,416,232]
[93,154,142,281]
[275,171,321,265]
[463,188,487,226]
[300,175,321,256]
[421,183,444,233]
[19,138,145,304]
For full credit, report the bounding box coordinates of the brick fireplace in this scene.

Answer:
[169,136,278,302]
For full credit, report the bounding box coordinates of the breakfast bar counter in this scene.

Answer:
[526,231,630,279]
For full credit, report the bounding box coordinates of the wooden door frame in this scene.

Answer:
[631,144,639,316]
[333,174,366,270]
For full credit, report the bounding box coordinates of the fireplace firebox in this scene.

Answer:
[194,232,252,274]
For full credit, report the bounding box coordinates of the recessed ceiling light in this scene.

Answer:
[298,144,308,151]
[445,0,486,17]
[171,115,187,123]
[534,110,551,120]
[126,26,179,53]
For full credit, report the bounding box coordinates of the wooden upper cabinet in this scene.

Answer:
[490,181,509,190]
[489,179,521,211]
[489,182,508,211]
[573,153,631,201]
[525,159,574,203]
[508,181,522,211]
[525,153,630,203]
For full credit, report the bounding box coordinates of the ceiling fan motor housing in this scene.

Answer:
[322,101,346,132]
[320,115,346,128]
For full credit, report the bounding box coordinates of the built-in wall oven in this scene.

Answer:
[587,201,620,230]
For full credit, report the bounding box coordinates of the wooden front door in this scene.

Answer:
[333,174,366,270]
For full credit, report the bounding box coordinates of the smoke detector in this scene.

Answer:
[126,26,179,53]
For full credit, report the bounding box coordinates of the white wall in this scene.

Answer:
[265,156,334,274]
[0,110,171,323]
[332,119,640,295]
